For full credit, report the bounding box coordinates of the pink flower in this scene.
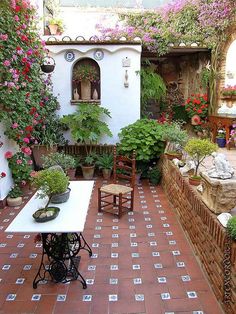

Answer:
[14,15,20,22]
[27,160,33,165]
[3,60,10,66]
[0,33,8,41]
[12,122,19,129]
[23,137,30,143]
[30,171,38,177]
[21,147,32,156]
[5,151,13,159]
[16,159,22,164]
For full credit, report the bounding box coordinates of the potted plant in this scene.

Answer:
[221,85,236,98]
[96,153,113,179]
[48,17,64,35]
[184,138,218,185]
[32,113,66,169]
[162,122,189,160]
[7,185,23,207]
[5,151,33,193]
[147,165,162,185]
[138,63,166,117]
[216,129,226,148]
[74,65,99,100]
[118,119,166,175]
[42,152,77,179]
[32,168,70,207]
[61,103,112,179]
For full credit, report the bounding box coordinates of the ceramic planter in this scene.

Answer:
[7,196,23,207]
[189,176,201,186]
[216,137,226,148]
[51,188,71,204]
[32,145,57,169]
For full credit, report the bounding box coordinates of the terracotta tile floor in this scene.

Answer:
[0,176,225,314]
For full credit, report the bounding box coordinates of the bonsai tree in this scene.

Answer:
[33,169,69,208]
[61,103,112,165]
[184,138,218,178]
[162,122,189,158]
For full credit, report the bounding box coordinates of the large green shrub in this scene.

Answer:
[118,119,165,161]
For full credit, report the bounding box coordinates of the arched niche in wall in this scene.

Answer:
[217,28,236,115]
[72,58,100,102]
[225,39,236,87]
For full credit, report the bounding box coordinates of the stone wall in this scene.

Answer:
[161,156,236,314]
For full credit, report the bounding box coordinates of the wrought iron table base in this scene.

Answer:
[33,232,92,289]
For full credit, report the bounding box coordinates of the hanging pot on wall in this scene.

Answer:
[40,56,56,73]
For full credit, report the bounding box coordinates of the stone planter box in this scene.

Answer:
[201,172,236,214]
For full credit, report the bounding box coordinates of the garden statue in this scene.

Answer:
[207,152,234,179]
[179,160,196,177]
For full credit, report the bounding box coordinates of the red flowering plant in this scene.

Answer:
[5,150,33,186]
[183,94,209,125]
[221,85,236,96]
[0,172,6,179]
[0,1,64,149]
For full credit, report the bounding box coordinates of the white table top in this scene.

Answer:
[5,181,94,234]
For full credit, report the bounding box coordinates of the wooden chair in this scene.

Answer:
[98,147,136,218]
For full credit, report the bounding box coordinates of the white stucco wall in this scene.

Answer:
[0,123,17,200]
[46,43,141,144]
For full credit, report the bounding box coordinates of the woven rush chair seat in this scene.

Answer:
[100,184,133,196]
[98,146,136,218]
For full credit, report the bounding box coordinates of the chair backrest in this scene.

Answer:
[113,146,136,188]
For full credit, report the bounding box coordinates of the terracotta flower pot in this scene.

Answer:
[189,176,201,186]
[66,168,76,180]
[81,165,95,180]
[102,168,112,180]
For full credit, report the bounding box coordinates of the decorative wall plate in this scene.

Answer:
[65,51,75,62]
[93,49,104,61]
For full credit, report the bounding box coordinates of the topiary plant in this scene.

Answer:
[227,216,236,241]
[184,138,218,177]
[118,119,166,162]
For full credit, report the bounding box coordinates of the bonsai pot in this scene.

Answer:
[7,196,23,207]
[189,176,201,186]
[216,137,226,148]
[81,164,95,180]
[51,187,71,204]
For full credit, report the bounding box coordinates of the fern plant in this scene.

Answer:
[138,66,166,117]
